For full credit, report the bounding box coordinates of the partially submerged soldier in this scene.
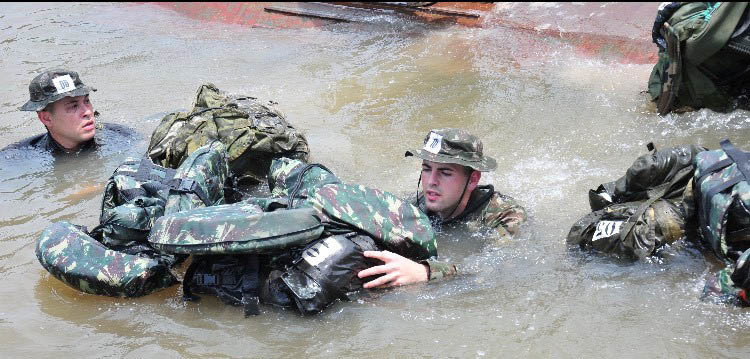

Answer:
[358,128,527,287]
[4,69,136,154]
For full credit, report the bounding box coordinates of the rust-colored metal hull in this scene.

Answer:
[150,2,658,64]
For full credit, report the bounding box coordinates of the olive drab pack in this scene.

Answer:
[147,83,310,185]
[693,139,750,262]
[168,157,437,316]
[648,2,750,114]
[568,144,707,259]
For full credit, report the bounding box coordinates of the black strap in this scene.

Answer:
[166,178,213,207]
[618,165,694,242]
[241,255,261,317]
[182,259,203,302]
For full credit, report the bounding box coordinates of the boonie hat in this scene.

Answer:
[19,69,96,111]
[405,128,497,172]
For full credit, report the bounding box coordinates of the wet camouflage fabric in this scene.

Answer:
[702,255,750,307]
[164,141,229,215]
[405,128,497,172]
[694,148,750,262]
[567,199,688,259]
[36,221,177,297]
[268,157,341,198]
[301,183,437,260]
[268,158,437,260]
[418,187,527,280]
[148,204,323,255]
[147,83,310,182]
[99,159,171,247]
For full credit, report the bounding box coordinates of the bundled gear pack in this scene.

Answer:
[647,2,750,114]
[568,144,707,259]
[35,142,229,297]
[693,139,750,262]
[162,157,437,315]
[147,83,310,186]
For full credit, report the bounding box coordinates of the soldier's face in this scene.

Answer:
[421,160,472,218]
[39,95,95,150]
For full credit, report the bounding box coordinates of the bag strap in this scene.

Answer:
[618,164,694,242]
[241,255,261,317]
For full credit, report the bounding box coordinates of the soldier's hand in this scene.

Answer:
[358,250,428,289]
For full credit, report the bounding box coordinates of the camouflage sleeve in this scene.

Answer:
[420,258,457,281]
[481,192,527,238]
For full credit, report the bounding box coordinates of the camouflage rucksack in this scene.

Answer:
[693,139,750,262]
[568,144,706,259]
[147,83,310,186]
[648,2,750,114]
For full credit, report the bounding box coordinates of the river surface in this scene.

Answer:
[1,2,749,358]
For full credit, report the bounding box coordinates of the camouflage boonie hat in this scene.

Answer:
[405,128,497,172]
[19,69,96,111]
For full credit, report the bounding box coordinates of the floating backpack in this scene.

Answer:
[693,139,750,262]
[648,2,750,114]
[147,83,310,185]
[568,144,706,259]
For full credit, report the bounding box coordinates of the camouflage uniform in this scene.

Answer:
[405,128,527,280]
[3,122,138,155]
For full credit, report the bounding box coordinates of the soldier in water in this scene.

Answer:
[4,69,136,154]
[358,128,527,287]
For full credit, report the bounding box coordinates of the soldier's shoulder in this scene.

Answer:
[486,191,526,213]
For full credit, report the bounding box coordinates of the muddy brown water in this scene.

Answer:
[1,3,749,358]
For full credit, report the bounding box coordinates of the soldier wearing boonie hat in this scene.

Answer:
[358,128,527,287]
[10,69,100,153]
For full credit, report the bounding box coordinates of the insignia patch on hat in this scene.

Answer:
[52,74,75,94]
[423,132,443,155]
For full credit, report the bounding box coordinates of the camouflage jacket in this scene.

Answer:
[414,185,527,280]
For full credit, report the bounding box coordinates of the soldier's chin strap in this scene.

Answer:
[444,175,471,222]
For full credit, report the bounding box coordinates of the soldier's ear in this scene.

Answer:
[37,110,53,127]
